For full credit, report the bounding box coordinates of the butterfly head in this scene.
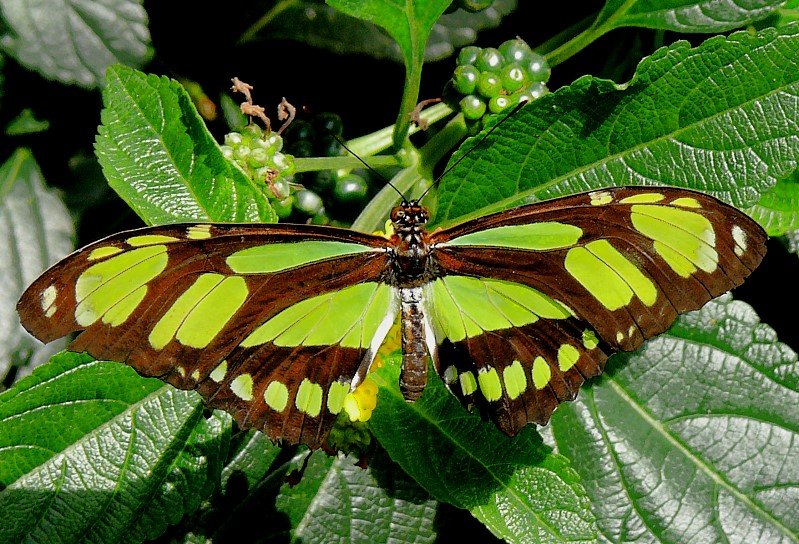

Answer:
[391,201,429,232]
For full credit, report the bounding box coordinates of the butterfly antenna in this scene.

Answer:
[333,134,407,202]
[418,100,529,201]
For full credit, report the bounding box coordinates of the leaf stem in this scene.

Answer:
[238,0,299,45]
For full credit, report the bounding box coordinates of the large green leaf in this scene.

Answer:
[0,352,231,544]
[0,0,151,87]
[95,65,275,226]
[0,149,73,385]
[552,294,799,543]
[596,0,783,33]
[437,25,799,224]
[747,172,799,236]
[370,355,596,543]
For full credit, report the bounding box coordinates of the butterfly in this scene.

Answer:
[17,186,766,449]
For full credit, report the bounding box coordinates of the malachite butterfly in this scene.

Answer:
[17,186,766,449]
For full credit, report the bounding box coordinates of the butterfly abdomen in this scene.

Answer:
[399,287,428,401]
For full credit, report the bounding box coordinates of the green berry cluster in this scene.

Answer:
[445,38,550,128]
[220,123,297,214]
[327,415,372,459]
[284,112,375,225]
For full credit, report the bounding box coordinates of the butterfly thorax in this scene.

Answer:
[387,201,435,288]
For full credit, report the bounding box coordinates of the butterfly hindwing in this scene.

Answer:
[428,187,766,431]
[18,223,394,448]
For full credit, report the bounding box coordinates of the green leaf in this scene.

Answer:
[5,108,49,135]
[275,450,437,543]
[759,0,799,27]
[326,0,451,145]
[254,0,516,62]
[0,0,151,88]
[747,172,799,236]
[552,294,799,543]
[370,357,597,543]
[0,352,231,544]
[437,25,799,224]
[0,149,73,384]
[596,0,783,33]
[95,65,275,225]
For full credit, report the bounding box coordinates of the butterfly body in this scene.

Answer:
[18,187,767,449]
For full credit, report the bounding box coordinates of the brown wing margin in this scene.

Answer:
[431,186,767,353]
[17,222,391,448]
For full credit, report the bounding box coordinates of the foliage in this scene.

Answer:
[1,1,798,543]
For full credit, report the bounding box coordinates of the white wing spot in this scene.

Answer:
[41,285,58,318]
[732,225,747,257]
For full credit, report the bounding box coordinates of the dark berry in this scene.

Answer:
[313,112,344,137]
[295,189,324,215]
[334,174,369,204]
[316,135,343,158]
[285,120,315,142]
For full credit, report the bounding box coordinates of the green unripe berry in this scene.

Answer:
[295,189,324,215]
[334,174,369,204]
[475,48,503,72]
[457,46,480,66]
[220,145,234,159]
[313,112,344,137]
[224,132,243,146]
[500,64,526,93]
[477,72,502,98]
[527,54,551,83]
[460,95,486,120]
[452,64,480,94]
[310,210,330,225]
[234,146,251,160]
[528,81,548,99]
[270,177,290,199]
[249,148,269,166]
[273,196,294,219]
[499,38,533,64]
[488,95,511,114]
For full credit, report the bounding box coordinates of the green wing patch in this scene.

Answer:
[429,187,766,434]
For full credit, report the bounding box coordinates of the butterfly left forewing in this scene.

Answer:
[426,187,766,433]
[18,222,395,448]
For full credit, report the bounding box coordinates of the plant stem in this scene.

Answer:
[238,0,298,45]
[536,14,597,60]
[293,155,400,173]
[347,102,453,158]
